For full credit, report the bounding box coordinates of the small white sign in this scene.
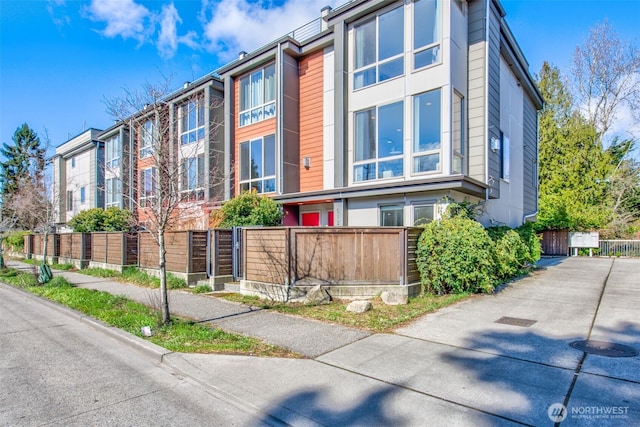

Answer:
[569,232,599,248]
[141,326,153,337]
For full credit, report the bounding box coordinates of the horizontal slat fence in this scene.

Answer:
[243,227,421,287]
[58,233,92,260]
[91,232,138,266]
[139,231,208,273]
[211,229,233,277]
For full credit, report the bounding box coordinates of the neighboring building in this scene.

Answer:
[217,0,543,228]
[52,128,104,229]
[132,74,225,230]
[98,122,132,212]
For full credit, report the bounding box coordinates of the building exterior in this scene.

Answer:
[52,128,104,228]
[52,0,541,231]
[217,0,542,228]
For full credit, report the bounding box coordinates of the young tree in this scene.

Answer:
[105,78,225,325]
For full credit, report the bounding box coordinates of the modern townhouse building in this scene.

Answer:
[132,74,226,230]
[217,0,543,228]
[98,122,133,212]
[52,128,104,229]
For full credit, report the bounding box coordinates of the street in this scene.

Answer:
[0,284,271,426]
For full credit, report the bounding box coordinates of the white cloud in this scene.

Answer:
[200,0,340,61]
[158,3,180,58]
[86,0,151,42]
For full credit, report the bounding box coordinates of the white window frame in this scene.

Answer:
[105,177,121,208]
[353,5,405,90]
[501,131,510,181]
[452,90,465,174]
[353,101,404,182]
[412,88,442,175]
[80,186,86,204]
[140,119,155,158]
[239,134,277,194]
[179,97,205,145]
[238,64,276,127]
[105,135,120,170]
[413,0,442,70]
[181,154,205,200]
[139,167,157,206]
[66,190,73,212]
[412,202,436,226]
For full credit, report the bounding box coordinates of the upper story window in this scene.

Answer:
[140,167,157,206]
[239,64,276,127]
[354,101,404,182]
[80,187,86,204]
[140,119,155,158]
[354,6,404,89]
[71,157,75,168]
[105,177,121,208]
[452,91,464,174]
[105,135,120,170]
[413,89,441,174]
[413,0,442,69]
[239,134,276,193]
[180,97,205,145]
[66,190,73,212]
[181,154,205,200]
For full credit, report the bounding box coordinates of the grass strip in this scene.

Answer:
[0,267,298,358]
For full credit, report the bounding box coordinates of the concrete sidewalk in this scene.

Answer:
[6,257,640,426]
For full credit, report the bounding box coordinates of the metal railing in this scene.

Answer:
[598,240,640,257]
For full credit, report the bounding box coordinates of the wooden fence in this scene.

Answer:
[27,234,60,261]
[58,233,92,261]
[243,227,421,297]
[91,232,138,266]
[138,231,208,274]
[210,229,233,277]
[540,229,569,256]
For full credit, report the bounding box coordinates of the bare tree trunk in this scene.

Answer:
[158,230,170,325]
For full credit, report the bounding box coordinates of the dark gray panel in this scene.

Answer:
[281,52,300,195]
[522,96,538,213]
[467,0,487,44]
[487,7,501,199]
[333,22,348,189]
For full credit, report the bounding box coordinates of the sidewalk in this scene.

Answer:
[6,257,640,426]
[6,260,369,358]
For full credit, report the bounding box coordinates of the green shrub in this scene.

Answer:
[515,222,542,264]
[68,207,134,232]
[212,190,283,227]
[192,284,211,294]
[489,227,531,280]
[417,216,496,295]
[4,231,29,252]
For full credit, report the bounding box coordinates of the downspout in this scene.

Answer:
[276,42,284,195]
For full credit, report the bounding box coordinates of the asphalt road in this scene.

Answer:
[0,284,274,426]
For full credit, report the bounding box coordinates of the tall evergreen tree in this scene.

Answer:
[0,124,45,197]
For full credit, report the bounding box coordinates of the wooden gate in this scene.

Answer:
[541,229,569,256]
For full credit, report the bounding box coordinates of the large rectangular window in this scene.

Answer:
[239,135,276,194]
[354,101,404,182]
[452,91,464,174]
[139,167,157,206]
[80,187,86,204]
[413,0,442,69]
[413,203,435,226]
[105,135,120,170]
[413,89,441,174]
[105,178,121,208]
[140,119,155,158]
[181,155,205,199]
[501,131,510,180]
[239,64,276,127]
[380,205,404,226]
[180,97,205,145]
[354,6,404,89]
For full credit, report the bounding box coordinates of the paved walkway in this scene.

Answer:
[6,257,640,426]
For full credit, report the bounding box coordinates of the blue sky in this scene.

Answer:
[1,0,639,157]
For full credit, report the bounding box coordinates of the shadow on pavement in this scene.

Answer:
[257,385,404,427]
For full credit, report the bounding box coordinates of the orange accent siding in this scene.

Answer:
[233,77,277,195]
[299,50,324,192]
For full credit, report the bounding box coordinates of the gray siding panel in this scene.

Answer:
[522,96,538,213]
[282,52,300,194]
[486,3,501,199]
[467,0,488,183]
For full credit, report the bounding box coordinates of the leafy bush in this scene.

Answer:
[417,216,496,295]
[4,231,30,252]
[192,284,211,294]
[515,222,542,264]
[488,227,531,280]
[211,191,283,227]
[68,207,134,232]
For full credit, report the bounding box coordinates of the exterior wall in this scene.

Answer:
[64,147,93,219]
[323,46,336,190]
[282,52,301,194]
[486,0,502,199]
[299,50,325,192]
[483,56,524,227]
[522,94,538,216]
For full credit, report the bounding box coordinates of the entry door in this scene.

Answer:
[301,212,320,226]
